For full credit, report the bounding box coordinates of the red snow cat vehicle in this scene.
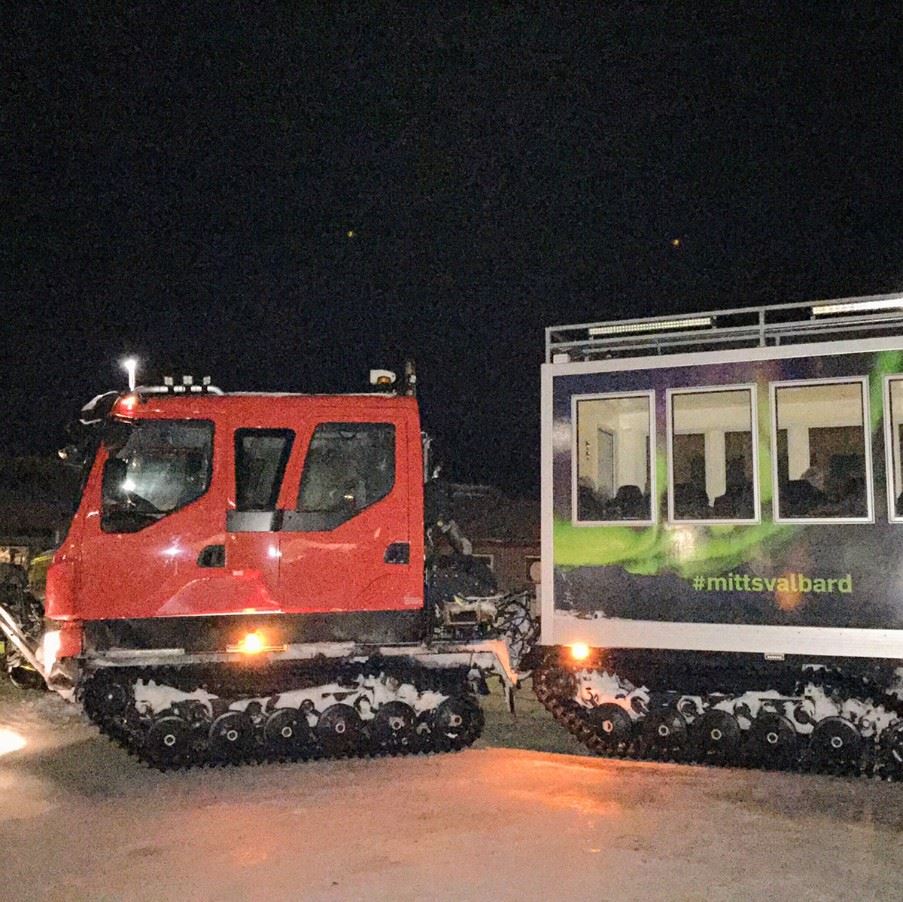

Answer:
[4,293,903,778]
[1,365,533,769]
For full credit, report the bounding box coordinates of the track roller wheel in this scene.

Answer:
[209,711,254,762]
[691,710,741,763]
[264,708,313,757]
[809,717,862,771]
[8,666,45,691]
[370,701,417,752]
[316,704,364,756]
[585,703,633,753]
[540,666,578,701]
[640,708,687,758]
[748,713,797,768]
[145,715,193,768]
[432,696,484,750]
[83,672,130,719]
[878,721,903,778]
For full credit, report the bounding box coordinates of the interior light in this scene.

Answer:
[588,316,713,337]
[570,642,591,662]
[811,296,903,316]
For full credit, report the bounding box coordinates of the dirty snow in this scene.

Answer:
[1,679,902,901]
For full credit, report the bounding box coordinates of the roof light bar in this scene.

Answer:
[588,316,713,337]
[811,296,903,316]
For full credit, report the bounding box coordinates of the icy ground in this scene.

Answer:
[2,680,902,902]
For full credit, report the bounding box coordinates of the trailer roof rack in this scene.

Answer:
[546,292,903,363]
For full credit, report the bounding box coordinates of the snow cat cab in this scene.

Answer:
[1,370,529,769]
[534,292,903,778]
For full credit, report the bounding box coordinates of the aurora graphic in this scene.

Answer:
[549,347,903,630]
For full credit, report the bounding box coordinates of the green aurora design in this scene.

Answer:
[554,350,903,578]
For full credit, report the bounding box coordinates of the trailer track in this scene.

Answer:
[82,656,484,770]
[533,652,903,779]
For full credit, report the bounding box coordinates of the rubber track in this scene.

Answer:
[532,656,903,780]
[82,657,484,771]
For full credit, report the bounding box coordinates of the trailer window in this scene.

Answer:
[573,393,654,523]
[885,378,903,520]
[668,387,757,522]
[772,379,871,521]
[291,423,395,531]
[101,420,213,532]
[235,429,294,511]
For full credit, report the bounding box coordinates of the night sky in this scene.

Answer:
[5,4,902,494]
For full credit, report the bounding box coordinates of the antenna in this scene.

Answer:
[403,359,417,397]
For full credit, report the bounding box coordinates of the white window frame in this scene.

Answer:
[882,375,903,523]
[571,390,656,527]
[770,376,873,525]
[666,383,761,525]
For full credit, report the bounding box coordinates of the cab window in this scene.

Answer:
[235,429,294,511]
[291,423,395,531]
[101,420,213,532]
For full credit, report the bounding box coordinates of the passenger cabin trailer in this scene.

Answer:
[533,293,903,774]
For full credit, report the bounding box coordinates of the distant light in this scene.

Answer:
[570,642,590,662]
[346,229,356,239]
[670,237,682,247]
[121,357,138,391]
[0,728,26,757]
[812,296,903,316]
[589,316,713,337]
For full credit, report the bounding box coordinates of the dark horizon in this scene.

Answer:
[5,6,902,495]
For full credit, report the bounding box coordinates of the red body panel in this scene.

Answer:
[45,393,425,625]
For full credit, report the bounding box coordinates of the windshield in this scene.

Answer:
[101,419,214,532]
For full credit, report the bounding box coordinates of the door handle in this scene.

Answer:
[197,544,226,568]
[384,542,410,565]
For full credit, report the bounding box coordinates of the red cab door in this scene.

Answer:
[277,405,423,615]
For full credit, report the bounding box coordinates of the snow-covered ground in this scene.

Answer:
[2,680,902,902]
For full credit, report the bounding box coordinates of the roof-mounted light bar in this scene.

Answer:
[811,295,903,317]
[588,316,713,337]
[162,375,214,394]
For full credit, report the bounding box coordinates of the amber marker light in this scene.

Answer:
[236,632,264,655]
[227,631,287,655]
[570,642,590,662]
[117,393,139,412]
